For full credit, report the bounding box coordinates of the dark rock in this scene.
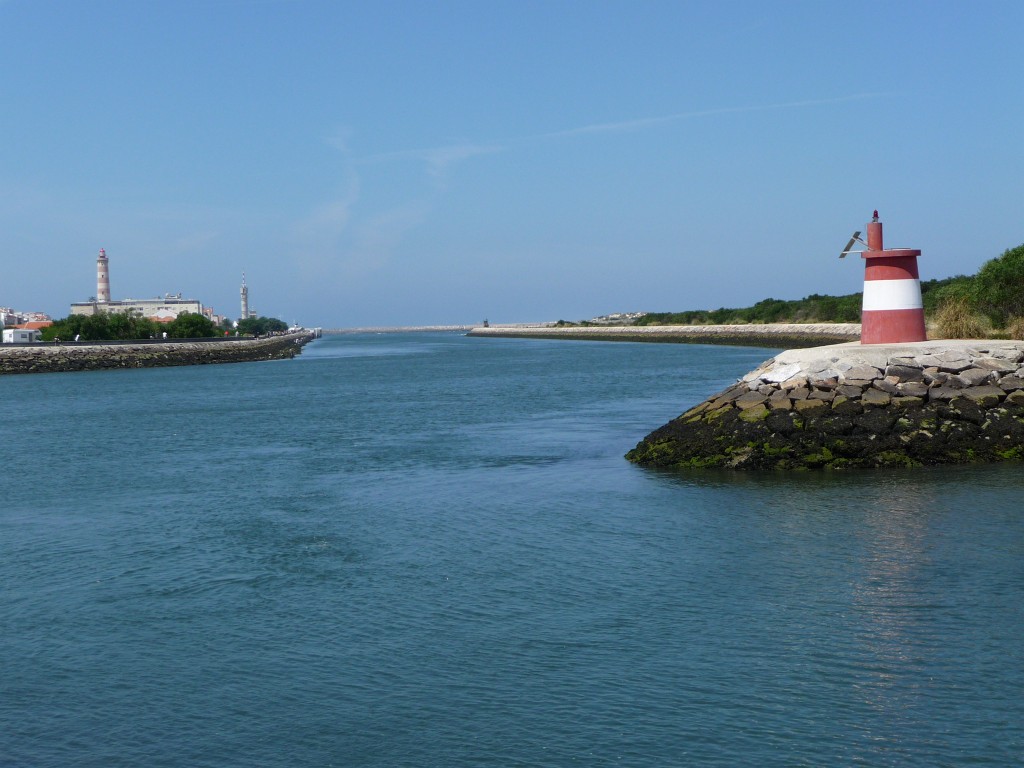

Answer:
[794,398,826,413]
[929,386,960,402]
[836,384,866,398]
[939,360,973,373]
[709,390,744,409]
[831,397,864,416]
[735,391,768,409]
[765,409,800,433]
[897,381,929,398]
[961,385,1006,407]
[973,357,1018,373]
[885,364,925,382]
[957,368,995,387]
[816,412,855,435]
[889,357,922,368]
[997,375,1024,391]
[945,397,987,425]
[873,378,898,394]
[893,396,926,408]
[843,364,882,381]
[862,389,891,406]
[854,408,896,433]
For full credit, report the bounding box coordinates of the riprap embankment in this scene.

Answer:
[627,340,1024,469]
[0,330,317,375]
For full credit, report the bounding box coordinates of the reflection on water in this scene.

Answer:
[646,462,1023,761]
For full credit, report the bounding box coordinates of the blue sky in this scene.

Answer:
[2,1,1022,327]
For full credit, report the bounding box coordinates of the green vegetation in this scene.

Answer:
[972,244,1024,327]
[925,243,1024,338]
[236,316,288,336]
[635,293,864,326]
[40,312,291,342]
[632,276,971,327]
[41,311,220,341]
[611,241,1024,339]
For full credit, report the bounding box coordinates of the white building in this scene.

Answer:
[70,295,204,319]
[3,328,42,344]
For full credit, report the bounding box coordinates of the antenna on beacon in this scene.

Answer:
[839,230,867,259]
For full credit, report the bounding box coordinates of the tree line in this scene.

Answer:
[620,242,1024,338]
[40,311,288,342]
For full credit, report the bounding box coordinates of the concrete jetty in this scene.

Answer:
[467,323,861,348]
[0,330,318,375]
[627,339,1024,469]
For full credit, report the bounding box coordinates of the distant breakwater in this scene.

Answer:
[627,340,1024,470]
[467,323,861,348]
[326,325,476,334]
[0,331,317,376]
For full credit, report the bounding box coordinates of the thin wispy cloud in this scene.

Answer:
[537,93,888,140]
[326,128,355,154]
[423,144,504,181]
[356,92,887,170]
[357,143,505,188]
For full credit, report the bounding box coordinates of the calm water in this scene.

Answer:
[2,332,1022,767]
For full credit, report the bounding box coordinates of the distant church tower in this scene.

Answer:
[96,248,111,303]
[240,273,250,320]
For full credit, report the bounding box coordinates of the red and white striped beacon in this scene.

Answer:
[859,211,926,344]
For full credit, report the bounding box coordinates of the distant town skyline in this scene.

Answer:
[2,1,1022,327]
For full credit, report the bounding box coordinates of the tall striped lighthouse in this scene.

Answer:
[860,211,926,344]
[96,248,111,304]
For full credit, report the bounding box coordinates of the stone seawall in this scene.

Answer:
[0,331,317,376]
[627,340,1024,469]
[468,323,861,348]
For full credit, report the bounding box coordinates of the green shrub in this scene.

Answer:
[972,244,1024,326]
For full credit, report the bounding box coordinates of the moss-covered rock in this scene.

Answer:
[628,340,1024,470]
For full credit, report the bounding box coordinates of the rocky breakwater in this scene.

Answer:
[627,340,1024,469]
[0,331,317,376]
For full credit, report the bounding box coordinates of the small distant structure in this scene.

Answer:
[3,328,42,344]
[840,211,926,345]
[587,312,646,326]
